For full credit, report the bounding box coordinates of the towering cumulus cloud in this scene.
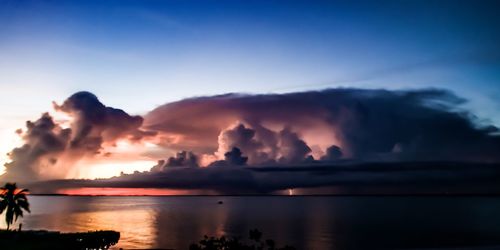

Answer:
[4,113,70,181]
[215,123,312,165]
[54,92,155,148]
[151,151,199,171]
[2,92,154,182]
[3,88,500,191]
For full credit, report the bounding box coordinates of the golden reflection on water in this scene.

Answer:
[14,209,157,249]
[1,197,158,249]
[69,209,157,249]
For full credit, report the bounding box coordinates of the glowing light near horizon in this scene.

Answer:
[288,188,294,196]
[79,160,156,179]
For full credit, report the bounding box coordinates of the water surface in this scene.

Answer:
[4,196,500,249]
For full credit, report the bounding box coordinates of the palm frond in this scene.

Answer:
[14,193,27,201]
[17,199,31,212]
[14,206,23,221]
[6,207,14,226]
[14,189,29,198]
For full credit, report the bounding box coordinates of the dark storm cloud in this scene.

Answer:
[2,91,155,182]
[216,123,312,165]
[208,147,249,167]
[217,124,265,164]
[145,88,500,163]
[321,145,343,161]
[151,151,199,171]
[276,127,312,164]
[166,151,199,167]
[29,162,500,195]
[3,113,70,181]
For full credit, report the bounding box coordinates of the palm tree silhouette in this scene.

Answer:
[0,183,30,230]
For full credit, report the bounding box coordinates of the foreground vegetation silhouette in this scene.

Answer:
[0,230,120,250]
[0,183,30,230]
[190,229,296,250]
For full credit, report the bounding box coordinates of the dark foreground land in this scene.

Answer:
[0,230,120,250]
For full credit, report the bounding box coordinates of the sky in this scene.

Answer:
[0,0,500,194]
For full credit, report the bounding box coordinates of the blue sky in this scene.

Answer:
[0,0,499,143]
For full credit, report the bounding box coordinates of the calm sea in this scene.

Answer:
[3,196,500,250]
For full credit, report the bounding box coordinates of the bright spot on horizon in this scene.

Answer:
[288,188,294,196]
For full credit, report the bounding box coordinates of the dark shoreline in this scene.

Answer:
[0,229,120,250]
